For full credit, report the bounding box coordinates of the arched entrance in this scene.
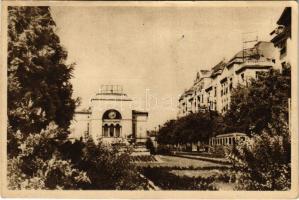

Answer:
[102,109,122,137]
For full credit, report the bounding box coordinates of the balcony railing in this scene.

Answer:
[235,59,274,73]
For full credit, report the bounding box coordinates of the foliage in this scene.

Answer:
[156,145,172,155]
[8,6,78,157]
[224,69,291,135]
[141,167,217,190]
[228,127,291,190]
[145,138,156,154]
[208,145,229,158]
[7,6,149,190]
[226,68,291,190]
[60,137,149,190]
[6,6,85,190]
[7,123,90,190]
[156,110,225,146]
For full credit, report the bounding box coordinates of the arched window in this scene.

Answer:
[115,124,121,137]
[102,109,122,138]
[109,124,114,137]
[103,124,108,137]
[102,109,122,120]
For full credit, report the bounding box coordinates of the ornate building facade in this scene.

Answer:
[70,85,148,144]
[178,41,280,117]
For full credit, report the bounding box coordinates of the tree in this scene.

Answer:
[8,7,77,157]
[156,120,177,145]
[7,6,83,189]
[226,68,291,190]
[224,69,291,136]
[7,7,150,190]
[156,110,225,146]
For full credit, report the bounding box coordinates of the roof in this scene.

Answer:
[277,7,291,26]
[215,132,247,138]
[194,70,211,84]
[211,60,226,77]
[229,41,275,62]
[184,87,195,95]
[132,110,149,116]
[179,86,195,101]
[200,70,210,76]
[270,8,291,45]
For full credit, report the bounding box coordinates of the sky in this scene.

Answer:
[50,5,284,130]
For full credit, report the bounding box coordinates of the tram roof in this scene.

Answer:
[215,132,247,138]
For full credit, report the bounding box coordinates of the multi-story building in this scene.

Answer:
[205,60,226,113]
[270,7,292,69]
[178,41,279,116]
[178,70,210,117]
[270,7,292,132]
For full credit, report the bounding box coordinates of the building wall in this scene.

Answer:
[177,41,278,117]
[69,113,89,139]
[89,98,133,141]
[135,115,148,142]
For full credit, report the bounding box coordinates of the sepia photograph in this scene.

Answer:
[1,0,298,198]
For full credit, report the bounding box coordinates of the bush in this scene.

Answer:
[7,123,90,190]
[141,167,217,190]
[7,123,149,190]
[156,145,172,155]
[228,123,291,190]
[63,137,150,190]
[208,145,229,158]
[145,138,156,154]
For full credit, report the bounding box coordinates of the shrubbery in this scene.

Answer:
[141,167,217,190]
[62,137,149,190]
[7,123,90,189]
[145,138,156,154]
[7,124,150,190]
[156,145,172,155]
[228,125,291,190]
[7,6,149,190]
[226,69,291,190]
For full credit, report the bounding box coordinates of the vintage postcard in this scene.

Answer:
[1,0,298,199]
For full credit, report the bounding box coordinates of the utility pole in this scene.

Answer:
[242,31,258,62]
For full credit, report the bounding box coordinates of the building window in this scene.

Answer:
[115,124,121,137]
[214,87,217,97]
[109,125,114,137]
[241,73,245,82]
[103,124,108,137]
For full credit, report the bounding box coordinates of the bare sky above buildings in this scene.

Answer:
[51,5,284,130]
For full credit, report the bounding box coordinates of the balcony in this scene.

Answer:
[235,59,274,74]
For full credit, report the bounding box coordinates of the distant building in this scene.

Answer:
[178,41,279,116]
[178,70,210,117]
[270,7,292,69]
[70,85,148,144]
